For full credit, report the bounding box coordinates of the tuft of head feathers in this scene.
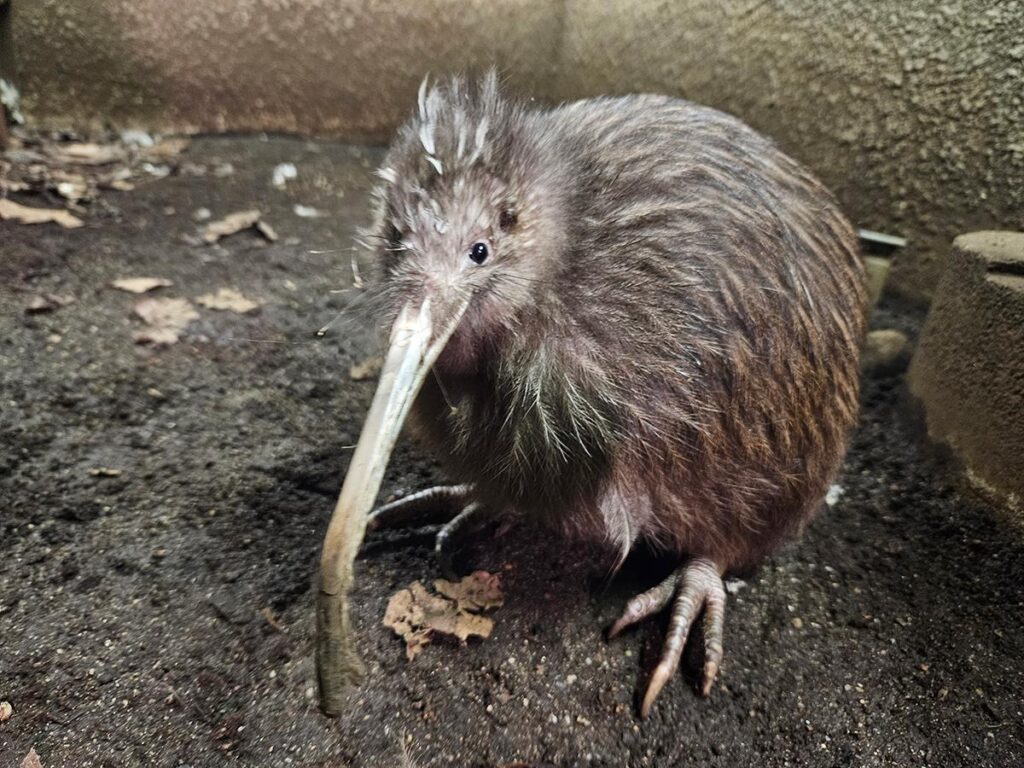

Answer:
[383,70,513,198]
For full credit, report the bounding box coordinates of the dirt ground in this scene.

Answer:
[1,135,1022,768]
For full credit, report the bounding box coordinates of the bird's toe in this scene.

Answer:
[620,557,727,718]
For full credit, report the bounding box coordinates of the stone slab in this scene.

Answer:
[909,231,1024,518]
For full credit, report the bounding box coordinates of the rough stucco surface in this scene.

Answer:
[9,0,563,139]
[7,0,1024,300]
[553,0,1024,301]
[908,231,1024,519]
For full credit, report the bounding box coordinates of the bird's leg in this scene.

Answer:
[435,500,490,579]
[367,484,492,576]
[608,556,726,718]
[367,484,473,531]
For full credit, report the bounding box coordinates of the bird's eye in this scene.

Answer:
[469,242,489,265]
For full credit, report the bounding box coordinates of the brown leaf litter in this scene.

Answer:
[0,129,190,226]
[132,297,199,346]
[88,467,123,478]
[0,199,83,229]
[201,210,278,244]
[111,277,173,294]
[21,748,43,768]
[434,570,504,612]
[383,571,503,660]
[24,294,75,314]
[50,142,125,166]
[196,288,261,314]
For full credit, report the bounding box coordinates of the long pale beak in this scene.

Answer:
[317,295,468,715]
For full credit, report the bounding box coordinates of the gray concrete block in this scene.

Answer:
[909,232,1024,519]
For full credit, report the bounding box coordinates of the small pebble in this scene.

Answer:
[272,163,297,188]
[860,329,912,376]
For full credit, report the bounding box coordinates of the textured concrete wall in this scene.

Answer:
[8,0,562,139]
[7,0,1024,301]
[553,0,1024,302]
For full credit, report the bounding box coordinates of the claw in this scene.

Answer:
[614,557,726,719]
[640,660,674,719]
[701,660,719,697]
[607,573,679,639]
[700,613,725,696]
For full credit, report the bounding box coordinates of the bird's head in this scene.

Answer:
[331,72,568,532]
[370,71,568,373]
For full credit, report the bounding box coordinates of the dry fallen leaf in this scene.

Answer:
[55,141,125,165]
[201,210,264,244]
[0,700,12,722]
[435,571,504,612]
[143,137,190,161]
[88,467,122,478]
[349,355,383,381]
[111,277,173,294]
[21,748,42,768]
[133,297,199,346]
[383,573,502,661]
[25,294,75,314]
[384,581,494,660]
[255,220,279,242]
[383,587,434,660]
[196,288,260,313]
[0,199,84,229]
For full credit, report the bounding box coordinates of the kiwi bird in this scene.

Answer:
[324,72,865,718]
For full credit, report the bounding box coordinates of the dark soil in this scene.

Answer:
[1,136,1022,768]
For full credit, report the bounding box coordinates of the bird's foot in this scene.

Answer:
[608,557,726,718]
[367,485,491,577]
[367,484,472,531]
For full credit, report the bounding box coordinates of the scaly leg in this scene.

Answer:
[608,557,726,718]
[367,484,472,531]
[367,484,492,576]
[434,501,490,579]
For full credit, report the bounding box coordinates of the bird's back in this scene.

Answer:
[539,95,866,567]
